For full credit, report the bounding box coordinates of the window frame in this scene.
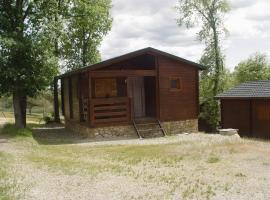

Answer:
[169,77,182,92]
[94,78,118,98]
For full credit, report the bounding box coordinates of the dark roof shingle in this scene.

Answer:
[216,81,270,98]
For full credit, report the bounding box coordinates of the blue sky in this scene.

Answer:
[99,0,270,71]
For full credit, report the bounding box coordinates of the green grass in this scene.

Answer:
[207,155,220,163]
[0,123,33,138]
[235,172,246,177]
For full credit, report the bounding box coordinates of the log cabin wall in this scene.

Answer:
[63,76,80,121]
[79,72,90,122]
[157,55,199,121]
[71,76,80,121]
[63,78,70,119]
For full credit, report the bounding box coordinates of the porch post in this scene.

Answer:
[54,77,60,123]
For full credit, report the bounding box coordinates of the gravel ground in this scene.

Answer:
[0,122,270,200]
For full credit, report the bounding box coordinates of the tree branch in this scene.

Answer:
[23,2,33,21]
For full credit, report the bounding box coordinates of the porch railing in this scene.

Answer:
[90,97,131,126]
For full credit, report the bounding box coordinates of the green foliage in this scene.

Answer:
[43,112,54,124]
[62,0,112,70]
[176,0,230,37]
[176,0,231,131]
[0,37,58,97]
[234,53,270,84]
[0,0,112,127]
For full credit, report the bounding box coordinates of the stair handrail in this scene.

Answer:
[157,119,167,136]
[132,120,143,139]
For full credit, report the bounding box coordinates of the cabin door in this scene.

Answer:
[129,77,145,118]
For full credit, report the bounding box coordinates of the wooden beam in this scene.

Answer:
[89,70,157,78]
[53,77,60,123]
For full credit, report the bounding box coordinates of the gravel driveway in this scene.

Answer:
[0,123,270,200]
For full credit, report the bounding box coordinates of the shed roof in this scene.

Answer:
[216,81,270,99]
[57,47,205,78]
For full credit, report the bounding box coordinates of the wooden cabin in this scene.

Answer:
[54,47,204,138]
[216,81,270,139]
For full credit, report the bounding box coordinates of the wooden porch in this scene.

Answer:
[89,97,131,126]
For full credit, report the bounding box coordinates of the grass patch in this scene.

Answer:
[27,154,129,176]
[0,124,33,138]
[235,173,246,177]
[207,155,220,164]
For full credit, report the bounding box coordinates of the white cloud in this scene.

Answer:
[99,0,270,70]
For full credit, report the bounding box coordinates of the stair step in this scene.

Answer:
[135,122,158,126]
[132,118,166,138]
[138,128,162,132]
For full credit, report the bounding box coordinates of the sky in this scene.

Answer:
[99,0,270,71]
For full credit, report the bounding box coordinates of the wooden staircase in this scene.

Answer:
[133,118,166,139]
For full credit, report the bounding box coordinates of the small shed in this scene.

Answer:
[216,81,270,139]
[53,47,204,138]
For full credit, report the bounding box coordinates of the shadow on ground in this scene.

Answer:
[32,123,139,145]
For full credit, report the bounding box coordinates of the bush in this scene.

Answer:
[43,112,54,124]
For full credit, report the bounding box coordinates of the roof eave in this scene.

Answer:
[56,47,205,79]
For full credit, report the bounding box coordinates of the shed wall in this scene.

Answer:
[251,100,270,139]
[221,99,251,137]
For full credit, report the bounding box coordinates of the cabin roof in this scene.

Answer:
[216,81,270,99]
[57,47,205,78]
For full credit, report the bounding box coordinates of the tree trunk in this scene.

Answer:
[13,91,27,128]
[28,106,32,115]
[212,23,221,96]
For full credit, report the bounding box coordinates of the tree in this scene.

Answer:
[234,53,270,84]
[0,0,112,128]
[0,0,58,128]
[62,0,112,70]
[176,0,230,130]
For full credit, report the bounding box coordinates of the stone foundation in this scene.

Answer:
[65,120,137,138]
[65,119,198,138]
[162,119,198,135]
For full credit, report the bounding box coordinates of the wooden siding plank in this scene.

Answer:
[94,105,127,111]
[94,117,129,124]
[90,70,156,77]
[94,111,127,117]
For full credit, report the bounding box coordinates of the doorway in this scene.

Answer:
[128,76,156,119]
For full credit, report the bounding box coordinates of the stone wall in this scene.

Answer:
[65,119,198,138]
[65,120,137,138]
[162,119,198,135]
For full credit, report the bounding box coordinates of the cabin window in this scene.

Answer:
[94,78,117,98]
[170,77,181,91]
